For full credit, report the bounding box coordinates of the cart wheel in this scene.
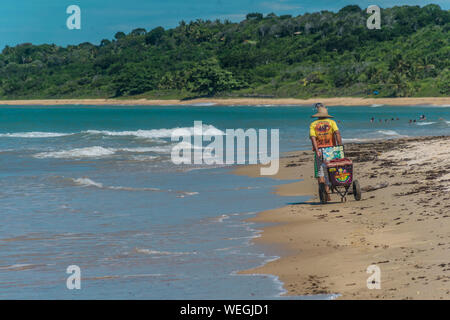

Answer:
[353,180,362,201]
[319,183,328,204]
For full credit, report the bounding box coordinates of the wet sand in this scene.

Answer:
[234,136,450,299]
[0,97,449,106]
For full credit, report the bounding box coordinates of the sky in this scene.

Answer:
[0,0,448,49]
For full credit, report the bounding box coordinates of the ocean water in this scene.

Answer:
[0,105,449,299]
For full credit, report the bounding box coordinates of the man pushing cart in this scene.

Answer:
[309,103,362,204]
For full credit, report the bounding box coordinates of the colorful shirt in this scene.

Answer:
[309,119,339,148]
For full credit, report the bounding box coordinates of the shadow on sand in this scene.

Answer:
[286,201,342,206]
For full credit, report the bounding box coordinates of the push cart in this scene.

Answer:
[317,146,362,204]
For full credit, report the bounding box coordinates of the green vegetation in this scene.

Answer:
[0,4,448,99]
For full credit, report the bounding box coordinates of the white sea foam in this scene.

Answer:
[344,130,407,143]
[1,124,224,140]
[415,121,436,126]
[34,146,115,159]
[175,191,200,198]
[0,132,71,138]
[71,177,160,192]
[133,248,194,256]
[84,124,224,139]
[119,146,172,153]
[85,129,175,139]
[179,191,199,196]
[427,104,450,108]
[119,147,159,152]
[73,177,104,188]
[376,130,402,136]
[0,263,40,270]
[128,155,160,161]
[188,102,217,106]
[66,177,200,196]
[369,104,384,108]
[215,214,230,223]
[33,145,175,159]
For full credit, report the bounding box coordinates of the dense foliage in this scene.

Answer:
[0,4,448,99]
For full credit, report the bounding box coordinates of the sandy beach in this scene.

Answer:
[0,97,449,106]
[234,136,450,299]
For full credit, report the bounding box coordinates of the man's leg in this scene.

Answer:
[317,177,331,201]
[317,160,331,201]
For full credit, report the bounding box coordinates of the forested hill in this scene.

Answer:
[0,4,448,99]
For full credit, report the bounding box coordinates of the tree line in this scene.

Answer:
[0,4,448,99]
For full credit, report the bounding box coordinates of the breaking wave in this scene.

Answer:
[34,146,115,159]
[33,146,173,159]
[0,132,71,138]
[84,124,224,139]
[0,124,224,140]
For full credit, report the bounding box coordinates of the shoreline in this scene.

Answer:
[234,136,450,299]
[0,97,449,106]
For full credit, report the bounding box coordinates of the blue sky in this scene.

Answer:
[0,1,448,49]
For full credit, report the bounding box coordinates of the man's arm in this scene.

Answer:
[335,130,342,145]
[331,120,342,146]
[310,136,321,157]
[310,121,321,156]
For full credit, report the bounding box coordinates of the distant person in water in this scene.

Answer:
[371,117,375,123]
[419,114,427,121]
[309,103,342,201]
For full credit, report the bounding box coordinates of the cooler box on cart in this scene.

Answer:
[325,158,353,186]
